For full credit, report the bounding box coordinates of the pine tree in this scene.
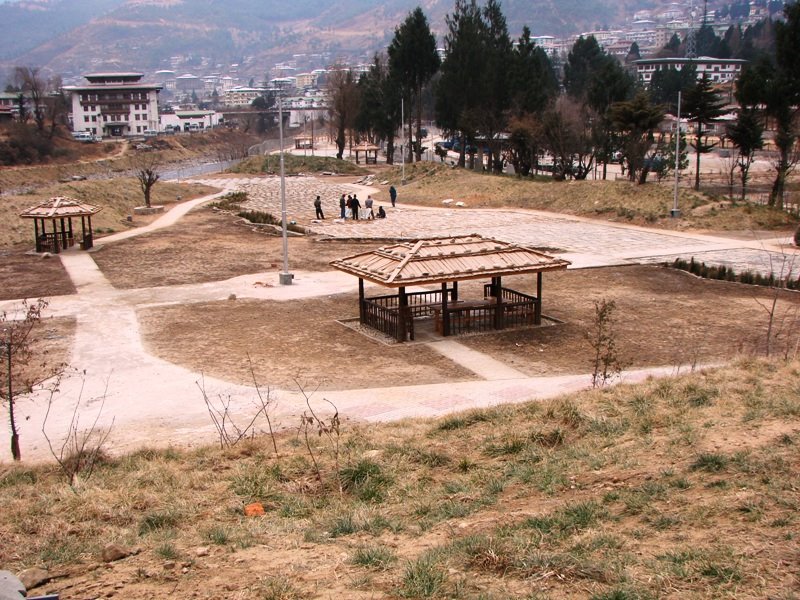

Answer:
[683,74,727,190]
[388,7,440,163]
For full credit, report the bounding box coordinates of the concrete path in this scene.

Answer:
[3,175,798,462]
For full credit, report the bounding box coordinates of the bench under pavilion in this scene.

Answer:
[330,234,570,342]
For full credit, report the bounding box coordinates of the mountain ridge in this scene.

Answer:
[0,0,650,81]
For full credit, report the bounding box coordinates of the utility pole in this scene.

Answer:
[672,91,682,218]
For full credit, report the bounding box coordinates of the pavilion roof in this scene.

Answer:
[19,197,102,220]
[352,141,380,152]
[330,235,570,287]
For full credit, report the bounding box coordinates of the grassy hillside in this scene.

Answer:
[1,358,798,598]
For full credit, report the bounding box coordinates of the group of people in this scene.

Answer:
[313,186,396,222]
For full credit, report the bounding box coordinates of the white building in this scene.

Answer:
[65,72,162,138]
[223,86,266,107]
[633,57,747,86]
[160,110,222,132]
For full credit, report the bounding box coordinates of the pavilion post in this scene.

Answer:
[441,282,450,337]
[535,272,543,325]
[451,281,458,302]
[398,286,408,342]
[358,278,365,324]
[68,218,74,248]
[87,215,94,248]
[494,276,504,330]
[51,220,59,254]
[33,219,40,252]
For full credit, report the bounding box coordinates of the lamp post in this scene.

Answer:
[671,90,682,218]
[277,89,293,285]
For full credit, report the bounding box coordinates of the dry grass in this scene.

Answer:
[230,153,369,176]
[1,358,798,599]
[0,179,218,247]
[378,163,799,233]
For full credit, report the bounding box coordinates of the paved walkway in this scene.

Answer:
[3,174,798,462]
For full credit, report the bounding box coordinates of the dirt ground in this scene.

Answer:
[137,264,800,390]
[0,246,76,301]
[91,207,381,289]
[5,204,799,391]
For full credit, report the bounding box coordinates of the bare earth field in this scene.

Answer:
[136,265,800,390]
[2,166,800,599]
[0,246,76,300]
[7,204,785,392]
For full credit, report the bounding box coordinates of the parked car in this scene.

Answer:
[143,129,158,137]
[71,131,95,143]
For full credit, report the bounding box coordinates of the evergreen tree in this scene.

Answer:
[479,0,513,172]
[563,36,605,101]
[736,1,799,209]
[507,26,557,116]
[435,0,486,167]
[683,74,727,190]
[726,107,764,201]
[586,56,634,179]
[388,7,440,163]
[609,91,665,184]
[356,54,401,164]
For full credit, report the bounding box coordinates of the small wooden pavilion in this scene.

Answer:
[331,235,570,342]
[352,141,380,165]
[19,196,102,253]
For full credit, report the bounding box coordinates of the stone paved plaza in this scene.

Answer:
[194,175,796,274]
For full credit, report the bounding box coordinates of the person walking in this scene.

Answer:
[389,185,397,208]
[365,195,374,219]
[314,195,324,219]
[339,194,346,219]
[351,194,361,220]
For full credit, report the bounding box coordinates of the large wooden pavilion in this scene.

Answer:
[331,235,570,342]
[19,196,102,253]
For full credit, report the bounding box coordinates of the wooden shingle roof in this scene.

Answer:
[331,235,570,287]
[19,197,102,219]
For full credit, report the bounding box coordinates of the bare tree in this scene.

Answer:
[1,298,63,461]
[130,152,161,208]
[42,372,114,488]
[13,66,47,135]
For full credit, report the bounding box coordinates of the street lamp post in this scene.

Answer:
[277,90,293,285]
[672,91,682,218]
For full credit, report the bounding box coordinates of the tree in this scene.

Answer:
[13,67,47,134]
[727,107,764,201]
[625,41,641,64]
[507,26,557,117]
[683,74,727,190]
[1,299,60,461]
[328,68,360,160]
[610,91,665,184]
[735,1,800,209]
[356,54,402,164]
[387,7,440,163]
[540,96,595,180]
[435,0,487,168]
[131,152,161,208]
[586,55,634,179]
[563,36,606,101]
[478,0,513,173]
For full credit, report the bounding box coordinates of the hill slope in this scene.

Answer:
[0,0,647,79]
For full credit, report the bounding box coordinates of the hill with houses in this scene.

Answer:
[1,0,667,81]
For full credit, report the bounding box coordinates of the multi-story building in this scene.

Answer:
[65,72,162,138]
[223,86,266,106]
[633,56,747,86]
